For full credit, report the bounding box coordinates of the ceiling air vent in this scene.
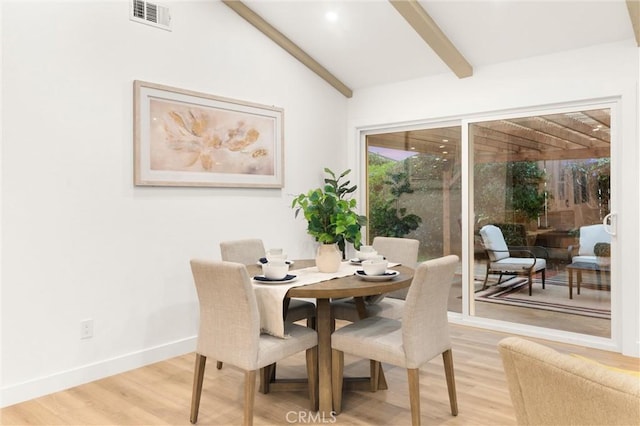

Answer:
[130,0,171,31]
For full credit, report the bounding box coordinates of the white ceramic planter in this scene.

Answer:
[316,243,341,273]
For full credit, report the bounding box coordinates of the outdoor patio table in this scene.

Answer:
[566,261,611,299]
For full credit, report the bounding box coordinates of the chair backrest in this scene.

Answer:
[578,224,611,256]
[220,238,266,265]
[372,236,420,300]
[401,255,459,368]
[479,225,509,261]
[372,236,420,268]
[190,259,261,369]
[498,336,640,425]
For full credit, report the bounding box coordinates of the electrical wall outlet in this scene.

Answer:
[80,319,94,339]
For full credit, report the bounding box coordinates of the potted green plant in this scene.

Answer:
[292,168,367,272]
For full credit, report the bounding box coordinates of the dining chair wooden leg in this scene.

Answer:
[407,368,421,426]
[369,360,380,391]
[331,348,345,414]
[306,346,319,411]
[190,353,207,424]
[259,365,273,394]
[377,364,388,390]
[442,349,458,416]
[216,361,223,369]
[244,370,257,426]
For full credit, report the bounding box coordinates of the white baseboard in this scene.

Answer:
[1,336,197,408]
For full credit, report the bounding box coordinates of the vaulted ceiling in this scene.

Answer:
[222,1,634,163]
[225,0,640,98]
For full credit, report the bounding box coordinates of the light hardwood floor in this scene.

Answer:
[2,324,638,426]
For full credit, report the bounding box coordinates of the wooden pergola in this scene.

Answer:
[367,108,610,163]
[366,108,611,253]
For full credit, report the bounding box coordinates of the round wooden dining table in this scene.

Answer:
[281,259,414,416]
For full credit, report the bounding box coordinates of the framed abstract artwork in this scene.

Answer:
[133,80,284,188]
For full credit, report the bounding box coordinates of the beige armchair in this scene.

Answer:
[331,236,420,322]
[498,336,640,426]
[331,255,460,426]
[189,260,318,426]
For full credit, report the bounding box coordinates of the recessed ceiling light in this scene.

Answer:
[325,11,338,22]
[442,151,448,154]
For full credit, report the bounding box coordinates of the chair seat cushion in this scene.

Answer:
[331,298,404,322]
[490,257,546,272]
[571,255,598,264]
[332,316,407,367]
[254,323,317,370]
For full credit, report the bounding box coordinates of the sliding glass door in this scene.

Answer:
[364,104,614,339]
[366,124,463,313]
[470,107,612,337]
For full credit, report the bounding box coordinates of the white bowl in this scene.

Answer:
[266,248,288,261]
[362,259,388,276]
[262,260,289,280]
[356,250,379,261]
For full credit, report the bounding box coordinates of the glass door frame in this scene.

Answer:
[357,97,621,353]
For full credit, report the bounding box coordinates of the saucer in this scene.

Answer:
[258,258,294,266]
[253,274,297,284]
[354,270,399,282]
[350,257,385,265]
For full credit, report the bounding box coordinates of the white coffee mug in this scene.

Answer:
[362,258,388,276]
[262,259,289,280]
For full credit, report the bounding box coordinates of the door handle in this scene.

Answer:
[603,212,616,236]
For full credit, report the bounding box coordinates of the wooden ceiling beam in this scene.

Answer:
[583,109,611,128]
[477,146,612,164]
[389,0,473,78]
[540,114,610,145]
[222,0,353,98]
[627,0,640,46]
[508,117,603,149]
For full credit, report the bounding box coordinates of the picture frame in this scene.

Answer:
[133,80,284,188]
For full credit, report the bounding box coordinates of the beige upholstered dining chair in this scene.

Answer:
[331,236,420,322]
[219,239,316,373]
[189,260,318,426]
[220,238,316,324]
[331,255,459,426]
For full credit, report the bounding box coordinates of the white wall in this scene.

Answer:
[347,40,640,357]
[0,0,348,406]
